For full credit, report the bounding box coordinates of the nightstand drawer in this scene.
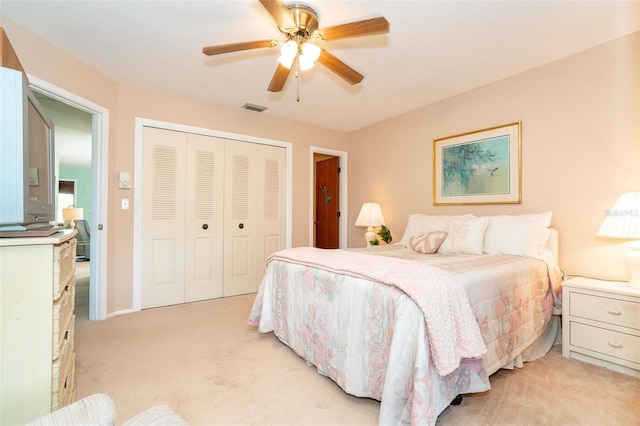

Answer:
[570,292,639,331]
[570,322,640,364]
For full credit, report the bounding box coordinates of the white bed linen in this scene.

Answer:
[249,245,562,425]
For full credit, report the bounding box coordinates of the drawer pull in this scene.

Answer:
[608,341,622,349]
[606,307,622,315]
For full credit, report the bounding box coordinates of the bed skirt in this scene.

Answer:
[499,314,561,371]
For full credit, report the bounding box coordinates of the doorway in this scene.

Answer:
[30,76,109,321]
[310,147,348,248]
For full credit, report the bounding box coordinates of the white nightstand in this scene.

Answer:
[562,277,640,378]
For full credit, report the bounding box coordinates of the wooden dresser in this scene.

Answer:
[0,229,77,424]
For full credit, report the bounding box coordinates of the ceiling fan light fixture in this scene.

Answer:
[301,42,320,61]
[298,56,314,71]
[278,40,320,71]
[278,40,297,69]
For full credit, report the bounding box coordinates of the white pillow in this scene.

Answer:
[482,212,553,259]
[500,212,552,227]
[400,214,475,246]
[437,216,490,255]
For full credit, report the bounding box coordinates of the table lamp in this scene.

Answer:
[597,192,640,288]
[355,202,385,247]
[63,207,84,229]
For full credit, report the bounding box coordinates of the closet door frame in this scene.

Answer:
[132,118,292,313]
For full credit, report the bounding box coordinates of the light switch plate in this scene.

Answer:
[119,172,131,189]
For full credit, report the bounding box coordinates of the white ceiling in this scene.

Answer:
[2,0,639,135]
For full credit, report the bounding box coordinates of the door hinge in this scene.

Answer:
[337,211,341,217]
[337,167,341,173]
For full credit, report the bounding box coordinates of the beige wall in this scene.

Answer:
[3,16,639,313]
[1,19,349,314]
[348,32,640,282]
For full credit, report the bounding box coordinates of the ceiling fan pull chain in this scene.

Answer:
[296,57,301,102]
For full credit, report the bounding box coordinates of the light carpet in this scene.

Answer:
[74,294,640,425]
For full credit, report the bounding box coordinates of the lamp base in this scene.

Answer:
[364,226,376,247]
[626,243,640,289]
[67,220,76,230]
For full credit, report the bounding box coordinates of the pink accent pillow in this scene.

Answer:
[407,231,448,254]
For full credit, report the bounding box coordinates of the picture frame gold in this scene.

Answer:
[433,122,521,205]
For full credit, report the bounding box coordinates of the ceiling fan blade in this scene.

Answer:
[316,50,364,85]
[202,40,277,56]
[268,63,293,92]
[259,0,295,30]
[317,17,390,41]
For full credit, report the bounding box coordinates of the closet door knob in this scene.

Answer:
[239,223,244,229]
[202,224,208,230]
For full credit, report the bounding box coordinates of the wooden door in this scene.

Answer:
[223,141,258,296]
[141,127,186,309]
[315,157,340,249]
[184,133,225,302]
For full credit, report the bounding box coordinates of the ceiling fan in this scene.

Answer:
[202,0,390,93]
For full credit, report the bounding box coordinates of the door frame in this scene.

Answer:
[29,75,109,321]
[133,117,293,312]
[309,147,348,248]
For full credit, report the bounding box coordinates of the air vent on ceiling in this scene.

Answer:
[241,103,268,112]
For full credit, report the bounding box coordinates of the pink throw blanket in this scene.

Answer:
[266,247,487,376]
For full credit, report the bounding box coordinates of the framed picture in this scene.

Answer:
[433,122,521,205]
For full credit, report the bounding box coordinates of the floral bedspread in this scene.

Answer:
[248,245,561,425]
[260,247,487,376]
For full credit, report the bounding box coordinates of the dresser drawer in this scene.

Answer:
[60,368,76,409]
[570,322,640,364]
[53,277,75,360]
[53,315,75,361]
[51,351,75,411]
[569,292,639,331]
[53,238,76,300]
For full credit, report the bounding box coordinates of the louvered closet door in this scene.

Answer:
[142,127,287,306]
[256,144,286,280]
[184,133,225,302]
[223,141,258,296]
[141,127,187,309]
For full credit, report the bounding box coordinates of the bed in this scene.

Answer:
[248,213,563,425]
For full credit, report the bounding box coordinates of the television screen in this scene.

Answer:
[0,67,56,232]
[27,94,54,207]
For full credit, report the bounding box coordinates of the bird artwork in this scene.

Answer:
[321,184,332,204]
